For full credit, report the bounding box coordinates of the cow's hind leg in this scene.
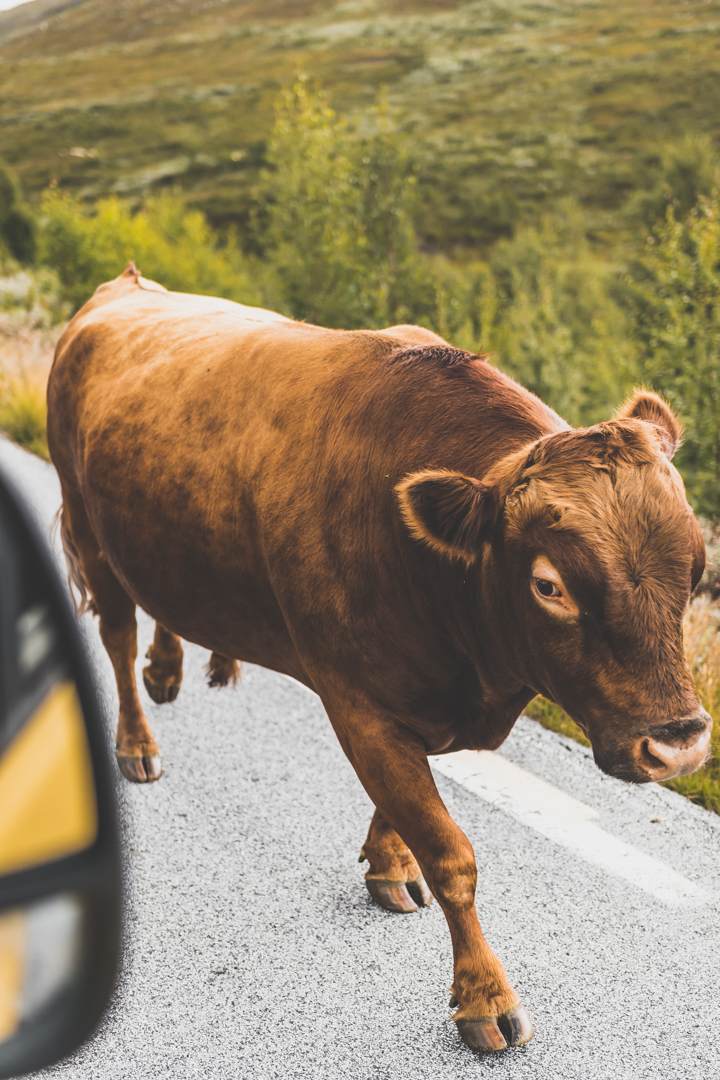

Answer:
[360,808,433,913]
[206,653,240,688]
[61,491,162,783]
[143,624,183,703]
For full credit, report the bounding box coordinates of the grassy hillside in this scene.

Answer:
[1,0,719,247]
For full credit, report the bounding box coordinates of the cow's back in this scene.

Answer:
[48,268,562,694]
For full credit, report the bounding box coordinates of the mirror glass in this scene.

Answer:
[0,893,83,1043]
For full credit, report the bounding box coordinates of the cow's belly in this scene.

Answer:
[105,518,308,683]
[78,417,311,687]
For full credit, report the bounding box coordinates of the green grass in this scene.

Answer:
[1,0,720,248]
[524,696,591,748]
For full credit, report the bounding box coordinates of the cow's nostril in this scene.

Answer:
[640,738,668,773]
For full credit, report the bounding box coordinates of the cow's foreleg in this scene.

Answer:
[61,491,162,784]
[143,624,184,704]
[359,809,433,912]
[328,699,533,1052]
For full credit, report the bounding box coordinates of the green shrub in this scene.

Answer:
[480,211,634,427]
[626,190,720,517]
[254,78,435,330]
[0,162,36,265]
[37,190,260,313]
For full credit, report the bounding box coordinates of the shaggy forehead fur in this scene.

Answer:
[505,418,697,640]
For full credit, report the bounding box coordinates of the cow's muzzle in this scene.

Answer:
[636,709,713,781]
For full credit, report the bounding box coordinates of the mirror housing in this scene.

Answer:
[0,463,121,1078]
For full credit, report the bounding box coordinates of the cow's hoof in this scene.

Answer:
[407,875,433,907]
[456,1005,534,1052]
[142,673,181,704]
[116,752,163,783]
[365,874,433,913]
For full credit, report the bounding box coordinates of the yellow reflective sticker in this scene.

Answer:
[0,910,25,1042]
[0,682,98,876]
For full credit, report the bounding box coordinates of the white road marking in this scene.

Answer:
[430,750,710,907]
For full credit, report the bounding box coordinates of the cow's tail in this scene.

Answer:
[56,504,96,616]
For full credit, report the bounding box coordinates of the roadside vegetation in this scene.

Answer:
[1,57,719,813]
[37,189,260,313]
[0,255,65,459]
[1,0,719,252]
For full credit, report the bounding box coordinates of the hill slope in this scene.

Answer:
[1,0,719,247]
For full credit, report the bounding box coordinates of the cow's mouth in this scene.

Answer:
[593,718,712,784]
[593,749,657,785]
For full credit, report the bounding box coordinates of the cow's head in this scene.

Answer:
[397,390,712,784]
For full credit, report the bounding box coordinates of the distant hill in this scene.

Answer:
[0,0,83,38]
[1,0,719,248]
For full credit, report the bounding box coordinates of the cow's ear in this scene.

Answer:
[396,469,497,562]
[614,389,682,459]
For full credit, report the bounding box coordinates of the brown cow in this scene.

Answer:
[47,265,712,1053]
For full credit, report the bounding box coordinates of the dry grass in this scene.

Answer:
[0,313,59,460]
[0,374,50,460]
[528,597,720,815]
[665,597,720,813]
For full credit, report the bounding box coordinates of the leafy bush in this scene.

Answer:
[480,211,634,427]
[626,190,720,517]
[254,78,435,330]
[0,161,36,264]
[37,190,260,313]
[254,80,634,434]
[0,265,65,463]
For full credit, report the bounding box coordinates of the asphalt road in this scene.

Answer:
[2,438,719,1080]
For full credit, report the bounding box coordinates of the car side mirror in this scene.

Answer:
[0,465,121,1078]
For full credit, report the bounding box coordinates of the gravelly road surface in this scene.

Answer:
[2,437,719,1080]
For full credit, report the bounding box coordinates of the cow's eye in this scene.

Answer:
[535,578,561,599]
